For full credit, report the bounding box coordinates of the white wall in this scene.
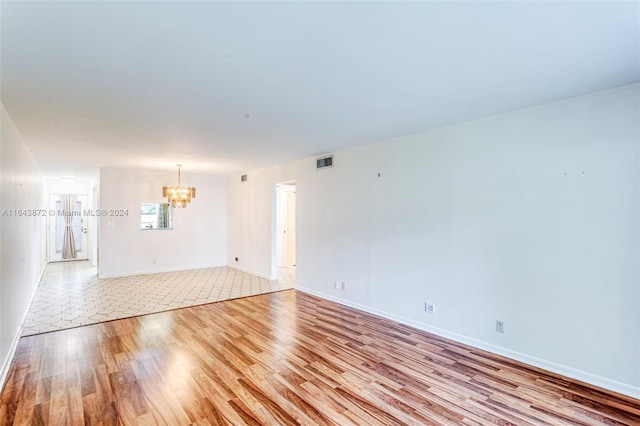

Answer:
[226,84,640,397]
[46,177,91,195]
[99,168,227,277]
[228,164,299,278]
[0,104,46,387]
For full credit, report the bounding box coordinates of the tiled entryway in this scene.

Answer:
[22,261,295,336]
[277,266,296,288]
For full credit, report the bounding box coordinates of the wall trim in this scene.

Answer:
[98,263,226,279]
[0,325,22,392]
[26,262,47,323]
[36,263,46,291]
[227,265,274,281]
[296,286,640,400]
[0,261,46,391]
[99,264,272,281]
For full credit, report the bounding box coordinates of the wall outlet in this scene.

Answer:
[341,282,346,291]
[496,320,505,333]
[152,259,156,265]
[334,281,339,289]
[425,302,435,313]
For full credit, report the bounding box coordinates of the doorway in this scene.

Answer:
[48,194,89,262]
[285,190,296,268]
[274,182,296,286]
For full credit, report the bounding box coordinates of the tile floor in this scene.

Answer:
[22,261,295,336]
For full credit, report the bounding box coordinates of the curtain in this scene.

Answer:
[62,194,78,259]
[156,204,166,228]
[56,200,83,252]
[155,203,170,228]
[162,204,170,228]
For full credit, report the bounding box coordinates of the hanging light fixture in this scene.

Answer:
[163,164,196,208]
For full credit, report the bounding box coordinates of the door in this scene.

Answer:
[49,194,89,261]
[285,190,296,268]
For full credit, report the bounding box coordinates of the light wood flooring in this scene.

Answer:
[1,290,638,425]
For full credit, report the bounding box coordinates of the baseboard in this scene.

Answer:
[0,263,42,392]
[296,286,640,400]
[227,265,273,281]
[0,326,22,392]
[37,262,46,285]
[20,261,47,329]
[98,263,226,279]
[99,265,273,281]
[28,261,47,311]
[1,271,40,389]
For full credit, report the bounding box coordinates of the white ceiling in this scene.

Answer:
[1,1,638,178]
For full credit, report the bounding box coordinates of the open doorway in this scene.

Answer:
[48,194,89,262]
[274,182,296,287]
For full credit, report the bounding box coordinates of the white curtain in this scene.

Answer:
[157,204,166,228]
[56,201,82,252]
[61,194,78,259]
[154,203,171,228]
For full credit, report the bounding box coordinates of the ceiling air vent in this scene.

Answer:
[316,155,334,169]
[241,174,248,182]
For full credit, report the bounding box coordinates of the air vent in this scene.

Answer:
[316,155,334,169]
[241,174,248,182]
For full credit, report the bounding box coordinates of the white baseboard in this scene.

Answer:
[37,262,46,285]
[20,262,47,329]
[0,262,43,392]
[98,264,275,280]
[98,263,226,279]
[99,265,273,281]
[227,265,274,281]
[0,326,22,392]
[296,286,640,400]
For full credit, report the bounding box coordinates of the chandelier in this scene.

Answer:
[163,164,196,208]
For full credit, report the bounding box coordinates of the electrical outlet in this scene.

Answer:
[334,281,339,289]
[425,302,435,313]
[496,320,505,333]
[341,282,346,291]
[152,259,156,265]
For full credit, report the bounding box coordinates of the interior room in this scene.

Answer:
[1,1,638,424]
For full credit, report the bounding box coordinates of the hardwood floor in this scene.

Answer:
[1,290,638,425]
